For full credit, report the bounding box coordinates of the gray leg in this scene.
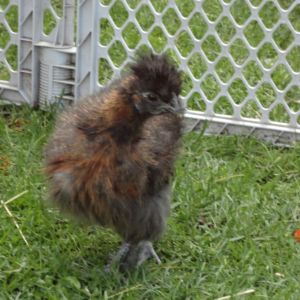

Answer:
[111,185,171,272]
[104,243,131,273]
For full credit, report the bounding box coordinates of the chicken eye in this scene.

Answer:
[141,92,159,102]
[148,93,157,101]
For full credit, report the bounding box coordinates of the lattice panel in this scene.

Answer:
[1,0,300,144]
[90,0,300,144]
[0,0,63,85]
[42,1,63,36]
[0,0,18,85]
[0,0,75,105]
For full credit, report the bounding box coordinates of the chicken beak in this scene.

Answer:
[170,93,185,114]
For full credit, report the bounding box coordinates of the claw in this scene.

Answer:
[136,241,161,266]
[105,241,162,273]
[148,244,162,265]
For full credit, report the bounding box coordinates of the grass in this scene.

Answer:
[1,105,300,299]
[1,0,300,123]
[1,0,300,299]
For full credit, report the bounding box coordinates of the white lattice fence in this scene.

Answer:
[0,0,75,106]
[1,0,300,145]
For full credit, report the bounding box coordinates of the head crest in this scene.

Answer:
[129,53,182,96]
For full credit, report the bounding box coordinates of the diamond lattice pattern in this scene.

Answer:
[0,2,18,82]
[98,0,300,127]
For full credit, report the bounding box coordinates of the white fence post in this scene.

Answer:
[75,0,100,101]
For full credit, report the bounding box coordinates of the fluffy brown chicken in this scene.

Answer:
[45,53,184,271]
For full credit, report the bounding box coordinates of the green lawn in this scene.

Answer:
[1,0,300,299]
[1,105,300,299]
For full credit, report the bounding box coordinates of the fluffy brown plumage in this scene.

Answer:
[45,53,184,271]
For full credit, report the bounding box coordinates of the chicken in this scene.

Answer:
[45,53,184,272]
